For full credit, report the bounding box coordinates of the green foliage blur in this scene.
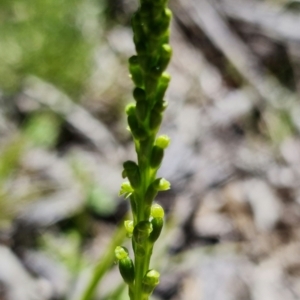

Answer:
[0,0,101,98]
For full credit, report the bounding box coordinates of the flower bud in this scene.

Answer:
[142,269,160,295]
[119,182,134,199]
[152,8,172,36]
[133,88,146,102]
[145,178,170,206]
[150,145,164,168]
[151,204,165,218]
[155,178,171,191]
[136,101,148,122]
[128,114,148,140]
[156,72,171,101]
[123,161,141,189]
[157,44,172,72]
[129,56,144,87]
[124,220,134,235]
[149,217,163,243]
[115,246,129,260]
[155,135,170,149]
[135,41,147,56]
[119,257,135,284]
[133,221,152,245]
[145,183,158,206]
[153,100,168,113]
[149,111,162,131]
[145,77,159,97]
[125,103,136,116]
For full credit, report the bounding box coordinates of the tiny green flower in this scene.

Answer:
[142,269,160,295]
[156,178,171,191]
[124,220,134,235]
[155,135,171,149]
[151,204,165,218]
[115,246,129,260]
[119,182,134,199]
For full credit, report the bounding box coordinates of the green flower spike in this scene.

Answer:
[116,0,172,298]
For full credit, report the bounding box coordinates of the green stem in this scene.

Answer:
[80,223,126,300]
[131,139,154,300]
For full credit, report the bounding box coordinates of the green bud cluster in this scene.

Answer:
[116,0,172,299]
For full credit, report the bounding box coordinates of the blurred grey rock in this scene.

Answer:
[281,138,300,166]
[193,191,235,239]
[267,165,298,189]
[253,261,296,300]
[243,179,282,232]
[180,255,252,300]
[234,142,274,174]
[0,246,51,300]
[19,149,84,226]
[193,213,234,238]
[251,243,300,300]
[23,251,70,299]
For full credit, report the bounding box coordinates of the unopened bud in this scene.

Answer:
[153,8,172,36]
[156,178,171,191]
[129,56,144,87]
[142,269,160,294]
[149,111,162,131]
[125,103,136,116]
[133,221,152,245]
[157,44,172,72]
[145,184,158,205]
[115,246,129,260]
[133,88,146,102]
[150,145,164,168]
[119,182,134,199]
[145,178,170,205]
[136,101,148,122]
[124,220,134,235]
[155,135,170,149]
[156,72,171,101]
[151,204,165,218]
[128,114,148,140]
[149,217,163,243]
[119,257,135,284]
[123,161,141,189]
[153,100,168,113]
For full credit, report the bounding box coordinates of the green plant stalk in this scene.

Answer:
[116,0,172,299]
[80,224,126,300]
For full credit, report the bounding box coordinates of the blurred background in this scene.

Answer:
[1,0,300,299]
